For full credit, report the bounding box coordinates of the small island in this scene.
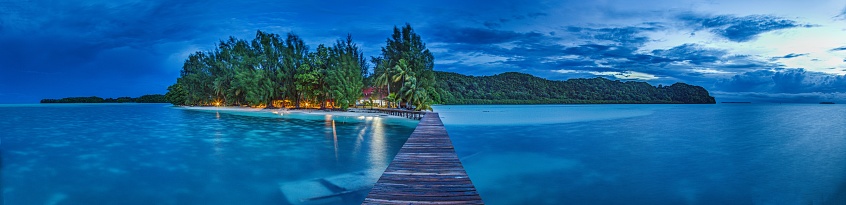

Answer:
[820,102,835,104]
[41,94,168,103]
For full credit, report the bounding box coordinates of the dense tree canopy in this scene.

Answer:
[371,24,436,110]
[433,71,716,104]
[166,31,370,110]
[167,24,438,111]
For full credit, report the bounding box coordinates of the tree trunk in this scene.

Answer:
[294,92,300,109]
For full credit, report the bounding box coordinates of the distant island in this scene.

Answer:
[40,94,168,103]
[433,71,716,104]
[722,102,752,104]
[820,102,835,104]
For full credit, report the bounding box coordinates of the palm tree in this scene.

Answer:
[413,89,432,111]
[392,59,411,108]
[385,93,398,108]
[401,75,417,110]
[372,58,392,107]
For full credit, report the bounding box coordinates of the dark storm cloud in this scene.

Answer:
[679,14,807,42]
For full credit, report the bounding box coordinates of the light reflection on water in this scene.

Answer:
[369,117,387,170]
[0,104,417,205]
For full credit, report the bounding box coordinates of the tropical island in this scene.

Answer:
[40,94,167,103]
[162,24,715,110]
[164,24,436,110]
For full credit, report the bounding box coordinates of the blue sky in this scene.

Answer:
[1,0,846,103]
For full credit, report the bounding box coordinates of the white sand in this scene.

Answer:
[177,106,407,119]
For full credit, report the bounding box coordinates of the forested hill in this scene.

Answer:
[433,71,716,104]
[40,94,168,103]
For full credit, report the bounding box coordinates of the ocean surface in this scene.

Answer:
[0,103,417,205]
[434,104,846,205]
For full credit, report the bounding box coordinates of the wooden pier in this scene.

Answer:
[363,113,484,204]
[373,108,426,120]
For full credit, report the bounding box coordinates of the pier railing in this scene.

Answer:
[349,108,427,120]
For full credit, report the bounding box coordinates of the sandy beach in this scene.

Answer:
[177,106,409,119]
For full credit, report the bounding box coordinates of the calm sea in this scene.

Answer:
[0,103,417,205]
[434,104,846,205]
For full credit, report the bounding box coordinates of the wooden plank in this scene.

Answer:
[363,113,484,204]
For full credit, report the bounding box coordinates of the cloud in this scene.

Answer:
[483,21,502,29]
[771,69,808,93]
[552,69,659,80]
[431,17,799,92]
[769,53,808,61]
[566,26,660,46]
[781,53,808,59]
[716,69,846,93]
[0,0,284,102]
[429,26,545,45]
[0,1,247,73]
[3,0,845,103]
[837,7,846,20]
[650,44,727,65]
[714,70,775,92]
[433,21,782,87]
[712,91,846,103]
[679,14,807,42]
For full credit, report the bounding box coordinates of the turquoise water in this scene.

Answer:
[435,104,846,205]
[0,104,417,204]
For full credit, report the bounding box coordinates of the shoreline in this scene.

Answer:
[177,106,411,119]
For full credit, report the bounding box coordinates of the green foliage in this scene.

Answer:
[327,35,365,110]
[280,33,309,108]
[307,44,332,108]
[374,24,436,109]
[165,82,187,105]
[434,71,716,104]
[165,30,373,110]
[41,96,107,103]
[136,94,167,103]
[295,63,319,105]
